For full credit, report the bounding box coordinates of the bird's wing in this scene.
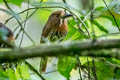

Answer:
[40,22,53,43]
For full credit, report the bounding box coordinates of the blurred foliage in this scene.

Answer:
[0,64,30,80]
[84,59,114,80]
[0,0,120,80]
[0,0,24,6]
[8,0,24,6]
[58,56,77,80]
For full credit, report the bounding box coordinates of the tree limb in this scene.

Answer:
[0,38,120,62]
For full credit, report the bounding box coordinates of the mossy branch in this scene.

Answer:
[0,38,120,63]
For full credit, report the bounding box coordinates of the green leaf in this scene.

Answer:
[8,0,24,6]
[16,64,30,80]
[95,61,114,80]
[64,19,78,40]
[68,19,76,26]
[64,19,88,40]
[0,0,24,6]
[83,60,114,80]
[0,70,8,80]
[58,56,77,80]
[95,6,105,11]
[105,58,120,67]
[93,20,109,33]
[0,0,2,3]
[80,57,92,65]
[114,69,120,79]
[101,15,120,27]
[36,10,51,21]
[6,69,17,80]
[105,58,120,79]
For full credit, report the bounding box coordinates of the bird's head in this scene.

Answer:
[47,10,73,26]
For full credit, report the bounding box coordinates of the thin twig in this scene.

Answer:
[5,5,90,38]
[90,0,96,39]
[92,59,97,80]
[103,0,120,31]
[5,5,90,37]
[87,57,91,80]
[97,32,120,37]
[99,58,120,80]
[24,61,46,80]
[3,0,14,12]
[79,12,91,33]
[4,8,36,24]
[14,10,37,45]
[43,70,57,74]
[15,0,43,46]
[90,1,97,79]
[3,0,34,46]
[18,66,24,79]
[76,56,82,80]
[68,21,87,37]
[62,1,90,37]
[19,0,30,47]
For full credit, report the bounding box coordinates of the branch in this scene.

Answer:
[1,38,120,62]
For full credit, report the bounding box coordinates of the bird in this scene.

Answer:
[0,22,15,70]
[0,23,14,48]
[40,10,72,72]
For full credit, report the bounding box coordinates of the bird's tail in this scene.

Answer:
[39,57,48,73]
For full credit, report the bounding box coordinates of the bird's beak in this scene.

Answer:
[61,14,73,19]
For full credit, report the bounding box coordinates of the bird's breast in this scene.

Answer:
[48,23,68,42]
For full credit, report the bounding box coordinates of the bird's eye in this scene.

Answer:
[55,14,59,17]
